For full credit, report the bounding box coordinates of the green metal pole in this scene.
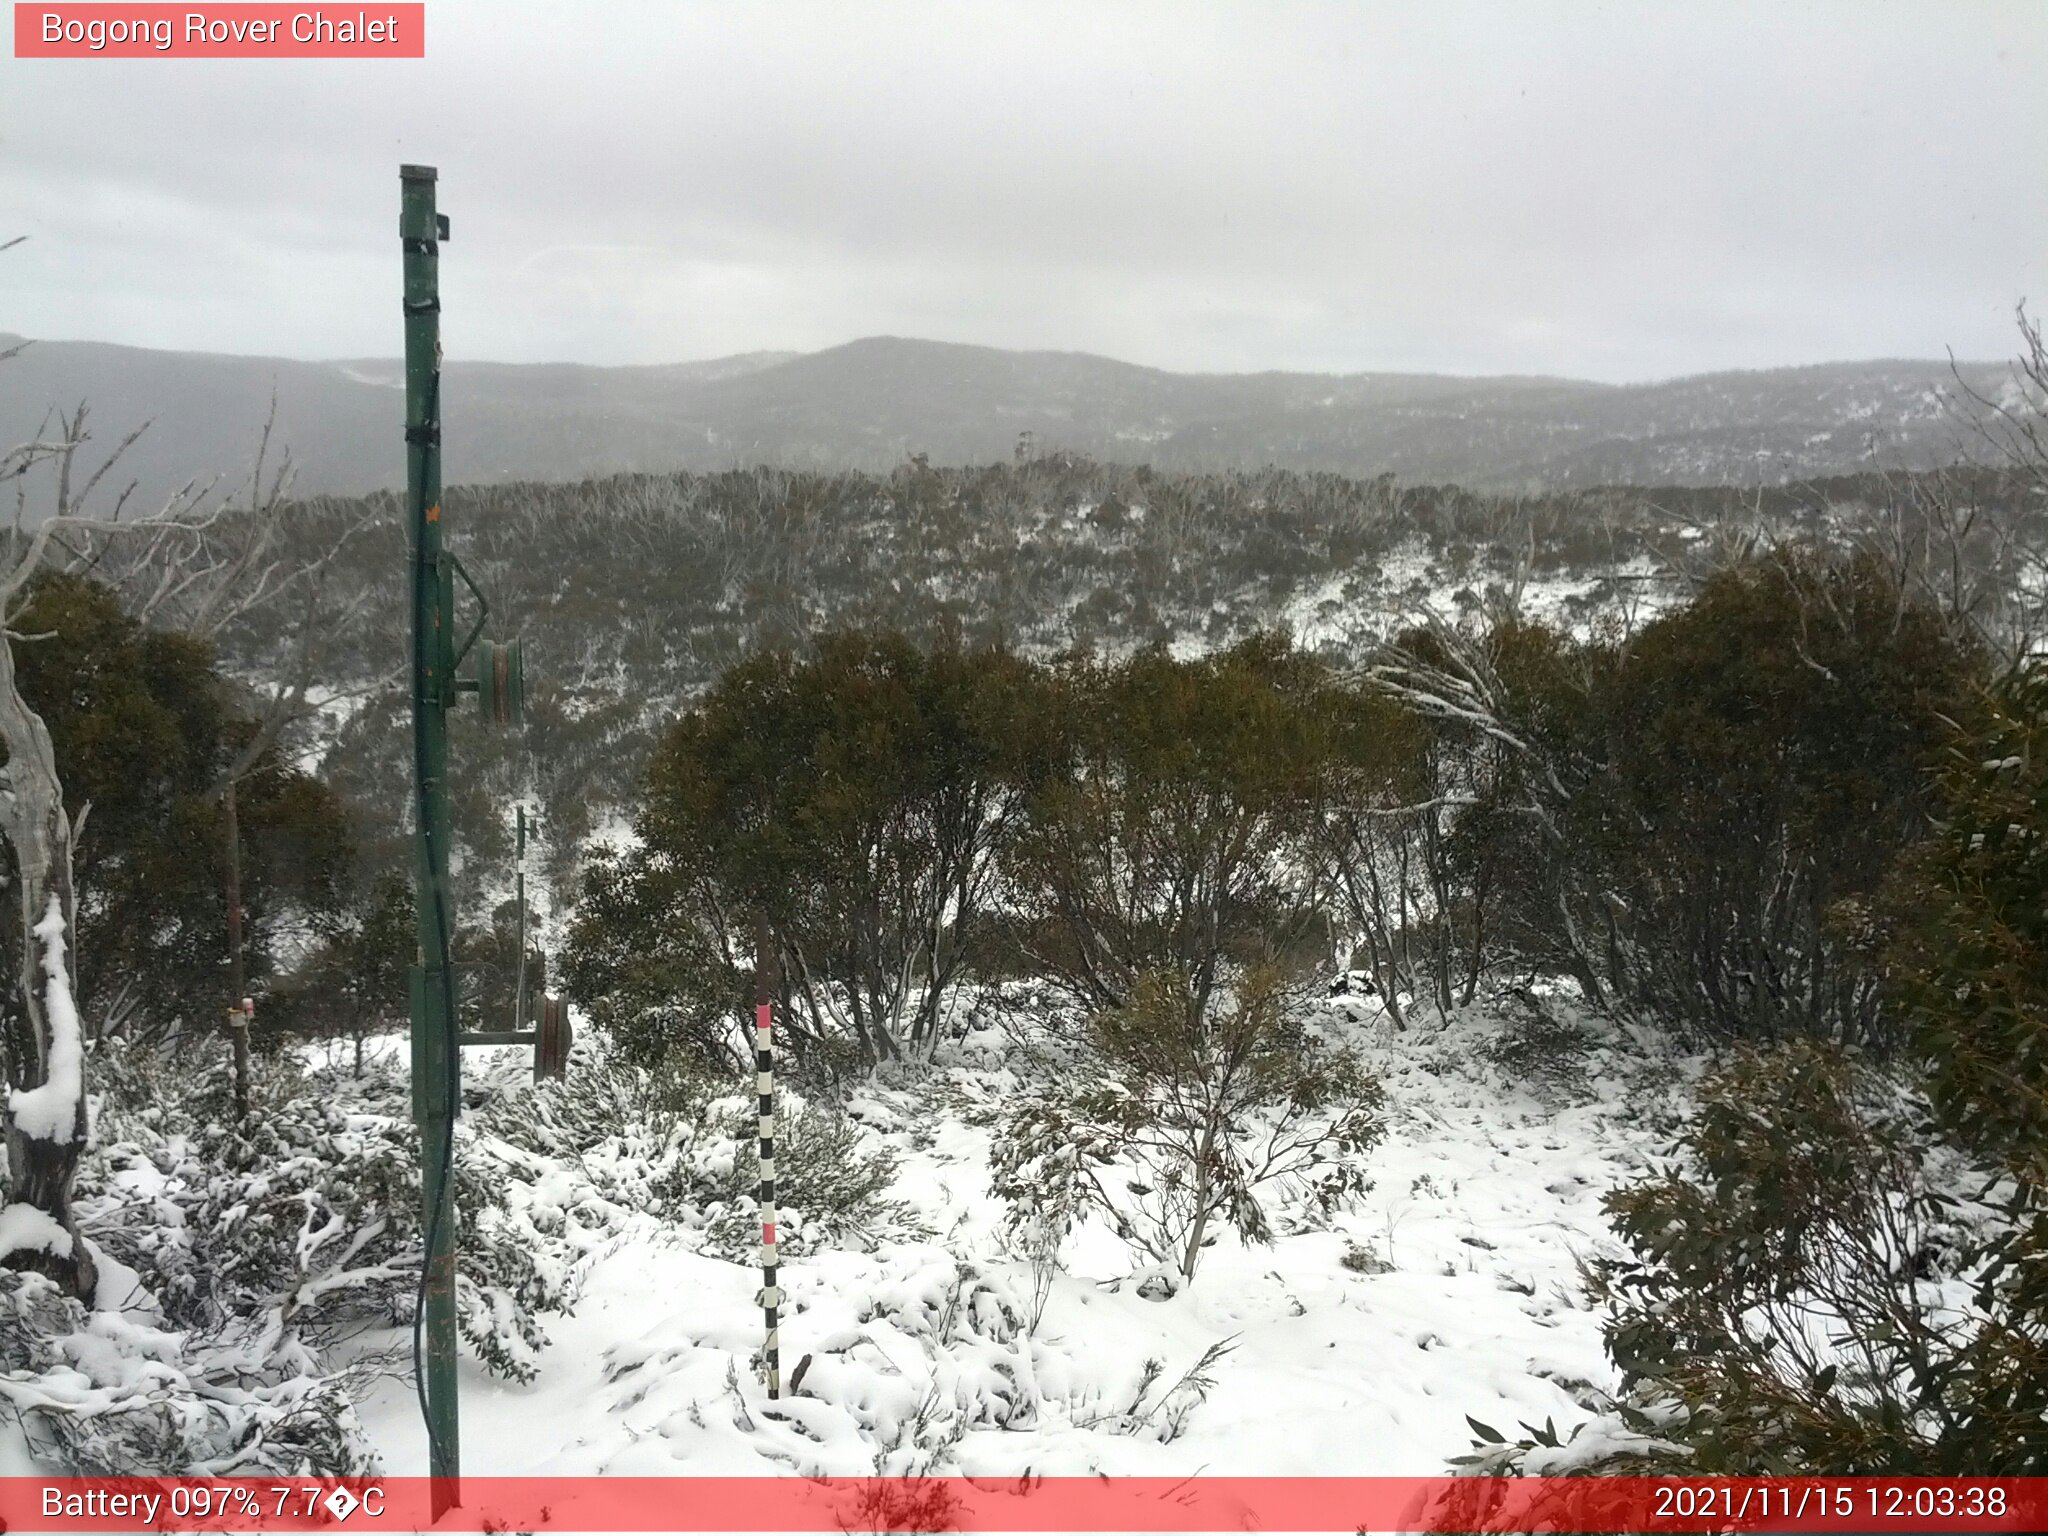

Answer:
[401,162,460,1506]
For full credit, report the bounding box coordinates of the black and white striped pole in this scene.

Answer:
[754,913,781,1399]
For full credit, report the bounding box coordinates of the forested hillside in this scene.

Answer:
[210,456,2042,902]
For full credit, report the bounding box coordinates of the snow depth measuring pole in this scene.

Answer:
[401,164,553,1504]
[755,914,782,1399]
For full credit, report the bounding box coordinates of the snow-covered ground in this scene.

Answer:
[359,999,1696,1483]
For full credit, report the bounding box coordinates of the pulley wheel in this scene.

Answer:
[472,638,525,727]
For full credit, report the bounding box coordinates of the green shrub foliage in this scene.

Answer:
[577,552,1980,1090]
[1369,550,1979,1043]
[267,871,414,1070]
[1529,666,2048,1479]
[0,574,354,1045]
[564,630,1036,1071]
[1887,661,2048,1191]
[1005,633,1341,1022]
[1880,659,2048,1466]
[1582,552,1979,1042]
[1595,1043,2014,1472]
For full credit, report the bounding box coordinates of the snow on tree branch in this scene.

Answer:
[6,897,86,1146]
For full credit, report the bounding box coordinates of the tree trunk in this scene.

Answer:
[2,1078,94,1297]
[1179,1195,1212,1286]
[0,635,97,1300]
[1179,1116,1222,1283]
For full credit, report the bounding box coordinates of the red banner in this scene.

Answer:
[13,4,424,58]
[1,1476,2041,1532]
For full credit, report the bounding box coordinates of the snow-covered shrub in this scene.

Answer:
[1480,992,1595,1096]
[1424,1402,1697,1534]
[671,1092,920,1260]
[990,967,1383,1289]
[476,1036,699,1160]
[1448,1397,1694,1478]
[1586,1041,2020,1473]
[0,1269,376,1475]
[854,1257,1038,1434]
[1073,1337,1237,1444]
[1011,1204,1062,1334]
[467,1049,708,1232]
[469,1040,918,1262]
[1340,1237,1393,1275]
[81,1041,590,1386]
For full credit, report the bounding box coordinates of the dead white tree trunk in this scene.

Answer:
[0,527,93,1297]
[0,242,233,1295]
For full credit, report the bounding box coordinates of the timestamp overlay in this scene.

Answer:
[0,1476,2041,1532]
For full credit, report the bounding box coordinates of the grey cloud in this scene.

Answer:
[2,0,2043,380]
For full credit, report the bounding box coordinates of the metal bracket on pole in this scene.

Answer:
[446,552,490,673]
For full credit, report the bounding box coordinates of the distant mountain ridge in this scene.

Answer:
[0,331,2006,516]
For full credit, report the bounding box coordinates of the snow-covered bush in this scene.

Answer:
[1581,1042,2019,1473]
[468,1039,919,1262]
[0,1269,376,1476]
[81,1041,591,1386]
[1424,1402,1697,1535]
[1480,991,1596,1097]
[852,1257,1037,1437]
[476,1035,707,1159]
[990,967,1383,1289]
[1448,1397,1694,1478]
[666,1092,920,1260]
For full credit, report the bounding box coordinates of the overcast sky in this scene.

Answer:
[3,0,2044,381]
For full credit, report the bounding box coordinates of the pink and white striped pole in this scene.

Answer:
[753,914,781,1399]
